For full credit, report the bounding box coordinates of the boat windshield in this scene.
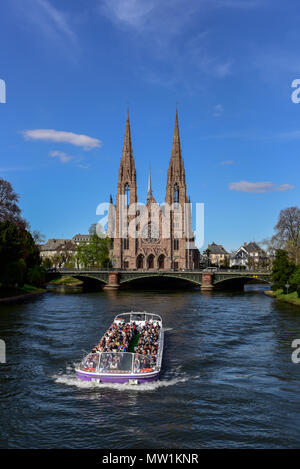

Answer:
[79,352,159,374]
[79,352,100,372]
[114,312,162,326]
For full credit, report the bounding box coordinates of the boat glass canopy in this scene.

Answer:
[79,352,160,374]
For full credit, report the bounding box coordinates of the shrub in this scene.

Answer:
[290,266,300,292]
[271,249,295,291]
[297,287,300,299]
[2,259,26,288]
[27,265,45,288]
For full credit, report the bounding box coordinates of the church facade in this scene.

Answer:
[108,111,200,271]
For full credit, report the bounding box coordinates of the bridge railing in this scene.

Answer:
[48,267,271,275]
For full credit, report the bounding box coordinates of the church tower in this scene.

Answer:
[165,110,189,269]
[110,110,199,271]
[114,111,137,269]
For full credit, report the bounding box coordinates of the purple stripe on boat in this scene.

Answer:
[76,371,160,383]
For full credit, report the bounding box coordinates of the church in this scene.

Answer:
[108,111,200,271]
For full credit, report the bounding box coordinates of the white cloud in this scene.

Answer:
[11,0,77,55]
[277,130,300,140]
[229,181,294,193]
[22,129,102,150]
[221,159,234,165]
[49,151,72,163]
[99,0,265,87]
[101,0,263,30]
[101,0,157,29]
[35,0,76,43]
[213,104,224,117]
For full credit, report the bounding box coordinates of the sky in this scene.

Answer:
[0,0,299,251]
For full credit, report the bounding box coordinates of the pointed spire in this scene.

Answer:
[147,168,152,201]
[121,109,135,169]
[167,110,185,185]
[171,108,182,163]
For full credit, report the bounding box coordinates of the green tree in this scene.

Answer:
[2,259,26,288]
[290,266,300,291]
[41,257,53,269]
[27,265,46,288]
[76,234,111,269]
[22,230,40,270]
[0,178,43,291]
[271,249,295,292]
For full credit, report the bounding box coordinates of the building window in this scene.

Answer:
[174,184,179,203]
[136,254,144,269]
[174,239,179,251]
[123,237,129,250]
[147,254,155,269]
[158,254,165,269]
[124,183,130,206]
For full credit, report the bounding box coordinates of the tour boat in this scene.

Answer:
[75,312,164,384]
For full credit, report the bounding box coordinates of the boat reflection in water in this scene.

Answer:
[75,313,164,384]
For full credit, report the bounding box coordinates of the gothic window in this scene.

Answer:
[141,222,159,240]
[124,183,130,206]
[136,254,144,269]
[174,239,179,251]
[158,254,165,269]
[147,254,155,269]
[174,184,179,203]
[123,237,129,250]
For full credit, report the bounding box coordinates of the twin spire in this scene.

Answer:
[120,109,185,198]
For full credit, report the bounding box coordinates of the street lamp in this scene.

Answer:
[285,282,290,294]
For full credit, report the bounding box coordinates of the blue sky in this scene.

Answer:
[0,0,299,251]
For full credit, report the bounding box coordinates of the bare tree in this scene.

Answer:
[0,178,27,228]
[272,206,300,264]
[32,230,45,244]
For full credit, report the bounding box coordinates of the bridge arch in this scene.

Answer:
[213,274,271,289]
[119,272,201,288]
[61,274,108,288]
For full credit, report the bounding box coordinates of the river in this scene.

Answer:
[0,285,300,449]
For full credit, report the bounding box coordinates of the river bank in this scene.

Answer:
[0,284,47,304]
[49,276,83,287]
[264,289,300,307]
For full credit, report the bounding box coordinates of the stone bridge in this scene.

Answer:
[54,269,271,291]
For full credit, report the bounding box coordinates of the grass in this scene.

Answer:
[50,276,83,286]
[266,289,300,307]
[0,284,46,299]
